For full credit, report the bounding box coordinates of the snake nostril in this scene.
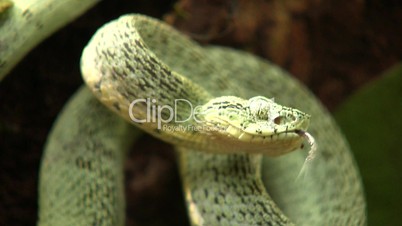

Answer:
[288,114,296,122]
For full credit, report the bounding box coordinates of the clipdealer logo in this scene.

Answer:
[128,98,205,130]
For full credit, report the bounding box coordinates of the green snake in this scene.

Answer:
[0,3,366,225]
[0,0,100,80]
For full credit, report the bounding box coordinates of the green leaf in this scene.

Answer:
[335,64,402,226]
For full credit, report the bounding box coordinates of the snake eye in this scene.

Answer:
[273,116,283,125]
[274,114,296,125]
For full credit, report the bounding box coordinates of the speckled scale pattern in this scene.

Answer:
[0,0,99,80]
[39,87,137,226]
[180,151,294,226]
[201,47,366,225]
[40,14,366,226]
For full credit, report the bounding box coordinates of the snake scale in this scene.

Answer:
[0,4,366,225]
[0,0,99,80]
[37,14,367,225]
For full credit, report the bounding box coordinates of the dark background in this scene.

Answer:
[1,0,401,225]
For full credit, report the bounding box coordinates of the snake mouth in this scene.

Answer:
[213,124,306,154]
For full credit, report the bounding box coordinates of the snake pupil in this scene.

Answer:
[273,116,282,125]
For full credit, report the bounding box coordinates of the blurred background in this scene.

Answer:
[1,0,401,225]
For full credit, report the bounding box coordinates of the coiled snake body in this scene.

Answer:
[38,14,366,225]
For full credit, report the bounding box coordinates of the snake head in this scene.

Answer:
[196,96,311,156]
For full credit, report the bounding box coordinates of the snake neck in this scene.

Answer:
[81,14,309,155]
[81,14,222,149]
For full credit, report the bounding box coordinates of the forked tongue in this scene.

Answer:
[295,130,317,181]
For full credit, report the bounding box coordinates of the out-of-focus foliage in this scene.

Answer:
[335,64,402,226]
